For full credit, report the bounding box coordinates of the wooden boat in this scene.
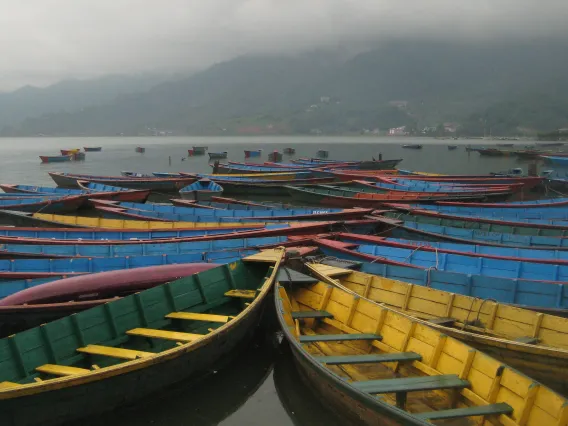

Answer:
[285,185,508,208]
[0,234,303,259]
[314,238,568,283]
[390,175,544,190]
[0,250,285,426]
[402,144,422,149]
[179,179,223,201]
[437,197,568,208]
[39,155,72,163]
[135,146,145,153]
[335,232,568,264]
[384,206,568,234]
[283,147,295,154]
[307,262,568,395]
[447,145,458,150]
[376,215,568,250]
[316,149,329,158]
[94,200,374,222]
[174,198,318,211]
[72,152,86,161]
[0,195,86,214]
[31,213,265,230]
[84,147,102,152]
[48,172,196,191]
[213,163,313,174]
[207,151,227,159]
[275,269,568,425]
[478,148,514,157]
[188,146,207,156]
[1,183,150,204]
[60,149,80,155]
[199,176,335,196]
[244,149,262,158]
[0,221,378,245]
[268,151,283,162]
[192,171,315,180]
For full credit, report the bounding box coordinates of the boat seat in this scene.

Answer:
[428,317,455,326]
[414,402,513,420]
[77,345,154,360]
[353,374,469,409]
[166,312,231,323]
[514,336,539,345]
[291,310,334,320]
[0,381,21,389]
[126,328,204,343]
[36,364,91,377]
[299,333,381,343]
[315,352,421,365]
[224,289,256,299]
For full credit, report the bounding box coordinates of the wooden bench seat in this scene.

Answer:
[224,289,256,299]
[353,374,469,409]
[414,403,513,420]
[126,328,203,343]
[0,381,21,390]
[300,333,381,343]
[315,352,421,365]
[166,312,231,323]
[291,310,334,320]
[36,364,91,377]
[77,345,154,360]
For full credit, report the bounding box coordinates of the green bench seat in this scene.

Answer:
[300,334,381,343]
[414,402,513,420]
[292,311,334,320]
[315,352,421,365]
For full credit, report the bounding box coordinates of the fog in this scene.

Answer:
[0,0,567,90]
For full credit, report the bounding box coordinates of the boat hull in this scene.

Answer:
[49,172,195,191]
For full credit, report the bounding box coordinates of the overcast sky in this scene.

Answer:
[0,0,567,91]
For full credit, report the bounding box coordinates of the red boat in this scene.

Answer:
[436,198,568,208]
[0,195,86,213]
[76,181,150,203]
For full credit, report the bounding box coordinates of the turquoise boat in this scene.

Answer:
[179,179,223,201]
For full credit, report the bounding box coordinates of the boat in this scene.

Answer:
[244,149,262,158]
[173,198,318,211]
[383,175,544,191]
[283,148,295,154]
[0,247,261,279]
[541,156,568,165]
[60,149,80,155]
[316,149,329,158]
[197,176,336,196]
[179,179,223,201]
[477,148,514,156]
[0,250,284,426]
[0,234,300,259]
[437,197,568,208]
[268,151,283,162]
[307,262,568,395]
[275,268,568,425]
[285,185,510,208]
[72,152,86,161]
[447,145,458,150]
[48,172,196,191]
[1,183,150,204]
[0,221,377,245]
[95,200,374,222]
[207,152,228,159]
[402,144,422,149]
[365,180,514,196]
[496,143,515,147]
[0,263,218,325]
[314,238,568,282]
[39,155,72,163]
[84,147,102,152]
[120,171,150,177]
[212,163,312,174]
[0,196,86,214]
[135,146,145,153]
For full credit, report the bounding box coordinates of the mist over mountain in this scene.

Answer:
[4,39,568,136]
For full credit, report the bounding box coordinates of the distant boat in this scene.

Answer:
[496,143,514,147]
[135,147,145,153]
[244,149,262,158]
[208,151,228,159]
[447,145,458,150]
[402,144,422,149]
[72,152,86,161]
[84,147,102,152]
[283,148,295,154]
[268,151,283,162]
[60,149,80,155]
[40,155,72,164]
[188,146,207,156]
[316,149,329,158]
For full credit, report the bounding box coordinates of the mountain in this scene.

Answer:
[0,74,170,133]
[7,40,568,136]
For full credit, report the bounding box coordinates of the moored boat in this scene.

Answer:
[244,149,262,158]
[135,146,145,153]
[316,149,329,158]
[60,149,80,155]
[39,155,72,163]
[0,250,284,426]
[402,144,422,149]
[179,179,223,201]
[48,172,196,191]
[275,270,568,425]
[84,147,102,152]
[207,151,228,159]
[283,147,295,154]
[307,262,568,395]
[0,195,86,214]
[447,145,458,150]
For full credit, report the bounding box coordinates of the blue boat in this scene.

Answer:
[244,149,262,158]
[372,181,492,193]
[190,200,328,210]
[179,179,223,201]
[0,249,258,279]
[1,182,135,196]
[320,241,568,282]
[214,163,309,174]
[0,277,61,299]
[391,220,568,249]
[542,156,568,165]
[330,260,568,313]
[0,235,292,258]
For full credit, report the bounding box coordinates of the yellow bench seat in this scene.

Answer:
[224,290,256,299]
[77,345,154,360]
[126,328,203,342]
[0,381,21,389]
[36,364,90,377]
[166,312,231,323]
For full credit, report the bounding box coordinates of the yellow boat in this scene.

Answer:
[307,262,568,396]
[33,213,266,229]
[276,272,568,425]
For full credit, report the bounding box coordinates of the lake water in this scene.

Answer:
[0,136,553,425]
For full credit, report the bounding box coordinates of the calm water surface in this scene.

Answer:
[1,136,551,425]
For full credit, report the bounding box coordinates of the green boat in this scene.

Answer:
[383,211,568,237]
[0,249,285,426]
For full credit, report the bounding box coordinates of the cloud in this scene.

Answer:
[0,0,567,90]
